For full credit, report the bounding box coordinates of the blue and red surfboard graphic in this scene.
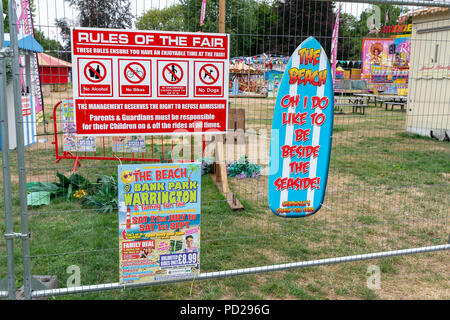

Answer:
[268,37,334,218]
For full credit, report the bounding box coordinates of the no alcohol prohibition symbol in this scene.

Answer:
[79,58,112,96]
[84,61,107,83]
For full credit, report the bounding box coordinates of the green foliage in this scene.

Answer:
[2,0,9,33]
[64,0,132,29]
[227,156,261,179]
[28,172,118,213]
[55,0,133,62]
[26,171,93,202]
[57,172,92,201]
[265,0,334,55]
[34,29,64,57]
[26,172,119,213]
[201,158,213,175]
[339,4,411,60]
[135,4,186,31]
[26,181,63,196]
[134,0,277,57]
[2,0,37,34]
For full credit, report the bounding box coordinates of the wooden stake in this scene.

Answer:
[212,0,243,210]
[216,0,228,195]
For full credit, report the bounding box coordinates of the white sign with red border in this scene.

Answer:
[157,60,188,97]
[78,58,113,97]
[119,59,151,97]
[71,28,229,136]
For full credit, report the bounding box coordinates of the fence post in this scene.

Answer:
[8,0,33,300]
[0,0,17,300]
[215,0,229,193]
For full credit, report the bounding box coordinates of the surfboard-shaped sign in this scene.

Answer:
[268,37,334,218]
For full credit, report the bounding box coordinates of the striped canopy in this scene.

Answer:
[4,34,43,53]
[400,7,449,19]
[37,53,72,68]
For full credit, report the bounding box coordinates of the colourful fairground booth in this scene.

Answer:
[229,54,288,97]
[361,34,411,95]
[0,34,43,150]
[229,60,264,96]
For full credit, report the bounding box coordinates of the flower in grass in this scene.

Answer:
[73,189,87,199]
[252,170,261,178]
[236,172,247,179]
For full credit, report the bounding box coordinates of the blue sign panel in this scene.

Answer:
[268,37,334,218]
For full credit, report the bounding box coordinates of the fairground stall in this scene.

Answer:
[229,59,264,96]
[229,54,288,97]
[404,7,450,140]
[361,34,411,95]
[38,52,72,94]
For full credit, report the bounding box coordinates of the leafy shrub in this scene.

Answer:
[81,175,118,213]
[27,172,93,202]
[226,156,262,179]
[27,172,118,213]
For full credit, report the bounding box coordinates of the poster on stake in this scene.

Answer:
[268,37,334,218]
[118,163,201,284]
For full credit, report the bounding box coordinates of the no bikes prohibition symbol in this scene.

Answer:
[199,64,219,85]
[163,63,183,84]
[84,61,107,83]
[124,62,146,84]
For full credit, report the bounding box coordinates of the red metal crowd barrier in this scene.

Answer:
[51,100,202,172]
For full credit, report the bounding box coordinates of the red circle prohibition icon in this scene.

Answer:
[124,62,146,84]
[84,61,107,83]
[199,64,219,85]
[162,63,183,84]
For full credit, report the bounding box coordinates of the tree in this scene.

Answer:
[34,28,64,57]
[55,0,133,61]
[65,0,132,29]
[338,12,360,61]
[176,0,276,57]
[2,0,37,33]
[360,4,405,37]
[2,0,8,33]
[264,0,335,56]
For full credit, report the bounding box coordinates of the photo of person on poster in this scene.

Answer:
[139,246,152,259]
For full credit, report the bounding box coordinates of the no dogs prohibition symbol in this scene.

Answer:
[199,64,219,85]
[162,63,183,84]
[124,62,146,84]
[84,61,107,83]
